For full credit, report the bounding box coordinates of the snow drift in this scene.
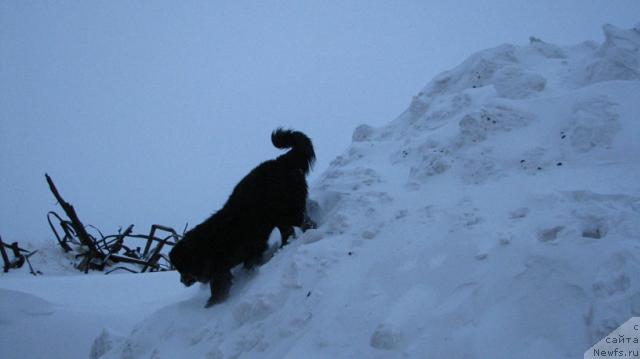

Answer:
[97,23,640,358]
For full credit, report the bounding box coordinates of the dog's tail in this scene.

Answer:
[271,128,315,175]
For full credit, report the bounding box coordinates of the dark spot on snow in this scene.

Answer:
[472,85,477,88]
[520,159,526,163]
[557,162,563,166]
[537,167,542,170]
[306,291,312,297]
[582,228,603,239]
[475,253,488,261]
[348,251,353,256]
[561,135,566,139]
[538,226,564,242]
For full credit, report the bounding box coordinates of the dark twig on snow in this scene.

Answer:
[46,173,99,272]
[45,174,181,274]
[0,235,39,275]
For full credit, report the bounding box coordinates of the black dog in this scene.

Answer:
[169,128,315,307]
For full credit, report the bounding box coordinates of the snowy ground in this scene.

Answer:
[2,22,640,358]
[0,271,188,358]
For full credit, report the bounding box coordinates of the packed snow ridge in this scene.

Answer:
[97,23,640,358]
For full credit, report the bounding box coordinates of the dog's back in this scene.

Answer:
[223,129,315,223]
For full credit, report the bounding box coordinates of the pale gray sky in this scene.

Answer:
[1,1,638,242]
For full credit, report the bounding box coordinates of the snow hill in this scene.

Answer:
[13,22,640,358]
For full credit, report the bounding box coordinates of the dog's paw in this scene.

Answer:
[205,292,230,308]
[204,297,220,308]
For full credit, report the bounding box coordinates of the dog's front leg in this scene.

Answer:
[205,270,232,308]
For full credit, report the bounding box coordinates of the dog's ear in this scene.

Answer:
[169,239,190,269]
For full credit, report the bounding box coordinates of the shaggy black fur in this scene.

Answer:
[169,128,315,307]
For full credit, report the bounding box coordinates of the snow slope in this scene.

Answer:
[3,22,639,358]
[92,22,640,358]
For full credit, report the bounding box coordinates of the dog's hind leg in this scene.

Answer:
[206,270,232,308]
[277,225,295,247]
[242,240,268,270]
[243,252,263,270]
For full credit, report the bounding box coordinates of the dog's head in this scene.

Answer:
[169,236,211,287]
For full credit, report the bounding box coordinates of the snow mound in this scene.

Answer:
[99,23,640,358]
[0,288,54,324]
